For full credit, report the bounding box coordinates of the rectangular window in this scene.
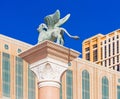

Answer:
[104,46,107,58]
[117,41,119,54]
[117,55,119,63]
[104,40,106,44]
[113,42,115,55]
[108,38,110,42]
[28,68,36,99]
[16,57,23,99]
[101,47,103,60]
[2,53,10,97]
[93,44,97,48]
[113,66,115,70]
[104,60,107,67]
[117,35,119,39]
[117,65,120,71]
[66,70,73,99]
[93,49,98,62]
[86,53,90,61]
[113,57,115,64]
[109,59,111,66]
[113,37,115,40]
[108,44,111,57]
[85,47,90,52]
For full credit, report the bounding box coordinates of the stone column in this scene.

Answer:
[19,41,79,99]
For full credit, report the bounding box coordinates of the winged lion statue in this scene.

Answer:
[37,10,79,45]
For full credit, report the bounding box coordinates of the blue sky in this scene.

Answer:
[0,0,120,56]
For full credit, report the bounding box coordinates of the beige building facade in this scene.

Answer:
[0,34,120,99]
[82,29,120,71]
[63,58,120,99]
[0,34,38,99]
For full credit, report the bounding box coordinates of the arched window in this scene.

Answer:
[28,67,36,99]
[102,76,109,99]
[2,52,10,97]
[16,57,23,99]
[82,70,90,99]
[66,70,73,99]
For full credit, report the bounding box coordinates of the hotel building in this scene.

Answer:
[0,34,38,99]
[82,29,120,71]
[0,34,120,99]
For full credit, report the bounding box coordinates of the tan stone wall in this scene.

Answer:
[67,58,120,99]
[0,35,38,99]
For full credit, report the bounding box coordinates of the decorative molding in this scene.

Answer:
[19,40,80,64]
[0,34,32,47]
[2,96,11,99]
[77,58,120,75]
[30,57,68,88]
[38,82,60,88]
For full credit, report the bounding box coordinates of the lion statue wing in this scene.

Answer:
[44,10,70,29]
[44,10,60,29]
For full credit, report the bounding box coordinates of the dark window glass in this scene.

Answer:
[93,44,97,48]
[85,47,90,52]
[117,41,119,53]
[104,46,107,58]
[86,53,90,61]
[117,35,119,39]
[104,60,107,67]
[117,65,120,71]
[109,59,111,66]
[113,57,115,64]
[117,55,119,63]
[108,44,111,57]
[93,49,98,62]
[104,40,106,44]
[101,47,103,59]
[113,42,115,55]
[113,37,115,40]
[113,66,115,70]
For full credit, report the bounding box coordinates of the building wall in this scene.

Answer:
[101,30,120,71]
[82,34,104,65]
[61,58,120,99]
[0,34,38,99]
[82,29,120,71]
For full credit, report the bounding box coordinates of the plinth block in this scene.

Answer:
[19,40,80,64]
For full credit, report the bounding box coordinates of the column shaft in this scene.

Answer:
[39,86,59,99]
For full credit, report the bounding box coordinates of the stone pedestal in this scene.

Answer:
[19,41,79,99]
